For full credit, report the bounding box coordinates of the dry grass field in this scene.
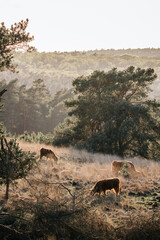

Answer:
[0,140,160,240]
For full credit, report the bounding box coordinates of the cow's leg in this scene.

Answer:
[115,188,120,201]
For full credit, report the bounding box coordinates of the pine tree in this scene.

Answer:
[54,67,160,159]
[0,137,36,200]
[1,79,19,133]
[0,19,34,72]
[0,18,34,132]
[26,79,51,133]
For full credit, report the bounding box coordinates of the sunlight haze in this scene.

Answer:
[1,0,160,52]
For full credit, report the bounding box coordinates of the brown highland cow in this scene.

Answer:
[91,178,121,196]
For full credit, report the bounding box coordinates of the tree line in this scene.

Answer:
[0,78,72,134]
[0,49,160,100]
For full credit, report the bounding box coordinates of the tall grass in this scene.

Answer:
[0,140,160,239]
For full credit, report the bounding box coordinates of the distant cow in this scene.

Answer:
[112,160,136,176]
[91,178,121,196]
[40,148,58,163]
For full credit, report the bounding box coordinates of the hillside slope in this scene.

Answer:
[0,49,160,99]
[0,140,160,239]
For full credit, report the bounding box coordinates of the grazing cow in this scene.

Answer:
[91,178,121,196]
[40,148,58,163]
[112,160,136,176]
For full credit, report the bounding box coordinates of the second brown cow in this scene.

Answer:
[112,160,136,176]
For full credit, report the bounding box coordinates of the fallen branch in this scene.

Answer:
[0,223,30,240]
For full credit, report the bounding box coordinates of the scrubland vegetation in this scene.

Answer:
[0,141,160,240]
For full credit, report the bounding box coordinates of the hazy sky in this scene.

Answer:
[1,0,160,52]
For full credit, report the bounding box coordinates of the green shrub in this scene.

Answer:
[18,131,54,145]
[120,162,130,178]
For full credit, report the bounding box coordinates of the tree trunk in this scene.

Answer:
[5,178,9,200]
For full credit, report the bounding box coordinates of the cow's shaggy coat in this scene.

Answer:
[91,178,121,196]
